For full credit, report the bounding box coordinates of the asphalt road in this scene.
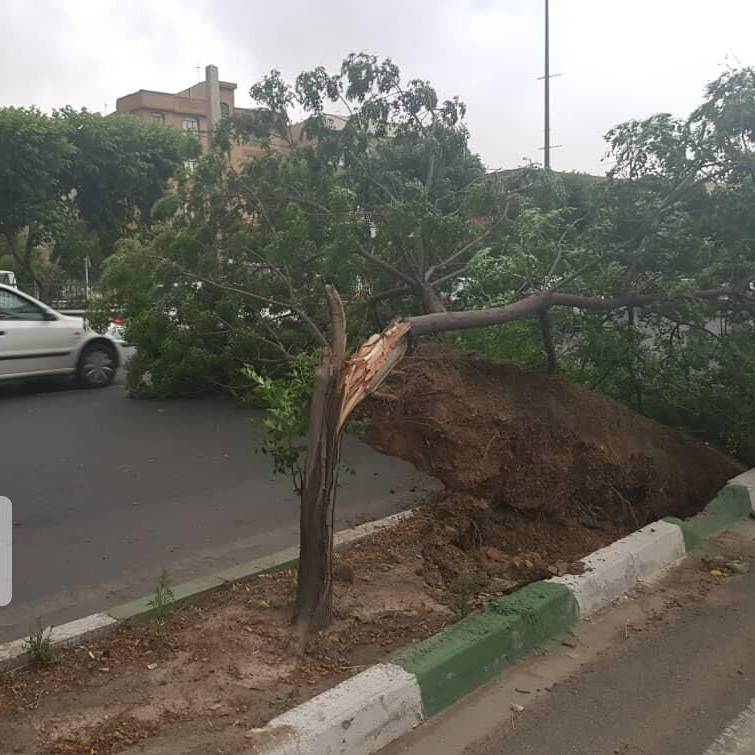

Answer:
[0,373,437,642]
[383,521,755,755]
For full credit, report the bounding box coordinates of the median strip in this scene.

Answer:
[242,480,754,754]
[1,482,753,754]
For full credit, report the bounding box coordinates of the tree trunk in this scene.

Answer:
[293,287,347,634]
[293,355,344,631]
[293,316,409,637]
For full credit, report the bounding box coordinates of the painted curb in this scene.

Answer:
[244,663,423,754]
[664,484,752,551]
[729,470,755,513]
[0,509,415,673]
[0,612,116,671]
[548,519,686,617]
[238,480,755,755]
[393,581,577,717]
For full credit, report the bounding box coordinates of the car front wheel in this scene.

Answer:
[77,342,117,388]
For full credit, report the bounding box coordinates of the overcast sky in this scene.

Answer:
[2,0,753,174]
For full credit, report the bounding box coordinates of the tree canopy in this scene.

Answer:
[101,58,755,463]
[0,107,194,295]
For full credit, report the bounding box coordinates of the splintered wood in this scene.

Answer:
[338,320,411,431]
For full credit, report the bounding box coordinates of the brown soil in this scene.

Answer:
[363,346,741,529]
[0,347,741,754]
[0,496,624,755]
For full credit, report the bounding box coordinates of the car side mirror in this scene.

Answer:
[41,310,57,322]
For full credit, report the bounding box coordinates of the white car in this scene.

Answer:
[0,271,17,288]
[0,283,126,388]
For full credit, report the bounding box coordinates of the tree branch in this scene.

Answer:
[406,288,734,337]
[354,239,417,287]
[368,285,413,304]
[159,257,329,347]
[426,212,507,281]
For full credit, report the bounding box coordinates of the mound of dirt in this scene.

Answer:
[363,346,742,529]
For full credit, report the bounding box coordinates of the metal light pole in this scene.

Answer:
[544,0,551,170]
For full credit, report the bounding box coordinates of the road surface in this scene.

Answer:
[383,521,755,755]
[0,374,436,642]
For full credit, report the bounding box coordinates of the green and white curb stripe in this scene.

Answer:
[0,612,116,670]
[2,480,753,753]
[246,479,755,754]
[392,581,577,717]
[665,483,753,551]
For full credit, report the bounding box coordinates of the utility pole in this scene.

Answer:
[544,0,551,169]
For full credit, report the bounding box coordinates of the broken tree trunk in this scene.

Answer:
[293,311,410,636]
[293,287,347,633]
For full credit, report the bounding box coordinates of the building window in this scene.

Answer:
[220,102,230,118]
[184,159,198,173]
[151,111,165,124]
[182,117,200,132]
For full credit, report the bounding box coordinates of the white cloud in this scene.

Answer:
[1,0,753,174]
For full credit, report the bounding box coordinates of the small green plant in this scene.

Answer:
[243,352,319,492]
[24,622,54,666]
[148,568,175,622]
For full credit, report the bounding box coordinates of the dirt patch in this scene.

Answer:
[0,347,741,753]
[363,346,741,528]
[0,496,622,755]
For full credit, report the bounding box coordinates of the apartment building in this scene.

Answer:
[115,64,265,169]
[115,65,349,171]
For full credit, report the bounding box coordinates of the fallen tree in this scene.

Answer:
[98,57,755,636]
[293,280,753,633]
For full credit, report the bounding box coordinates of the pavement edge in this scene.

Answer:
[244,478,754,755]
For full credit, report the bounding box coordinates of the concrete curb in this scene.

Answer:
[729,470,755,513]
[4,481,753,754]
[239,480,754,755]
[548,520,686,617]
[244,663,423,754]
[393,581,577,717]
[0,612,117,671]
[0,509,415,673]
[665,484,752,551]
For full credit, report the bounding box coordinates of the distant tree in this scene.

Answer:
[0,106,193,297]
[55,108,196,253]
[0,108,74,293]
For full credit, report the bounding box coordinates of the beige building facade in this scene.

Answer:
[115,64,265,169]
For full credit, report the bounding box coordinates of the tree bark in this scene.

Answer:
[293,316,409,637]
[293,287,347,634]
